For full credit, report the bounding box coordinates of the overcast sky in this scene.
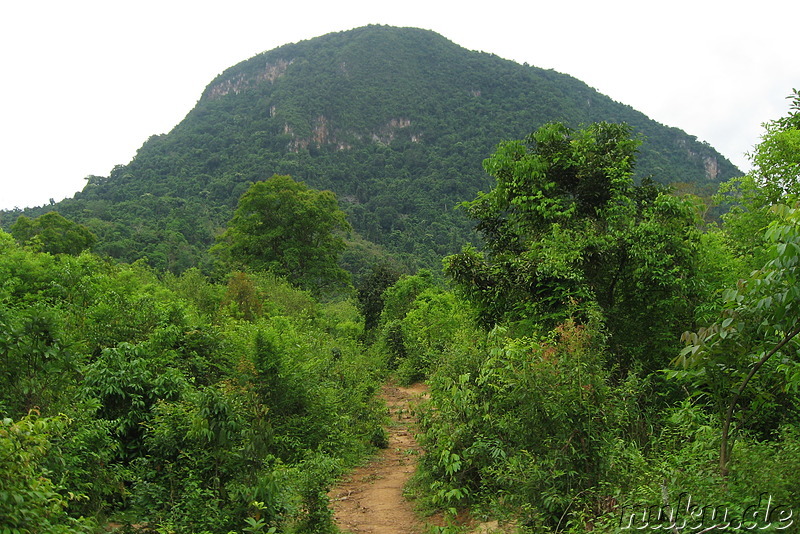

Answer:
[1,0,797,211]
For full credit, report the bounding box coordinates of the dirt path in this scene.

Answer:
[329,382,429,534]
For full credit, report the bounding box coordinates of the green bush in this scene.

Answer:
[0,412,96,533]
[417,319,651,529]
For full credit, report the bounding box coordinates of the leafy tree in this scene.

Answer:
[82,343,186,461]
[445,122,700,370]
[221,271,263,321]
[749,89,800,201]
[393,288,475,384]
[677,203,800,476]
[675,92,800,477]
[0,412,95,533]
[713,89,800,267]
[445,122,637,328]
[356,263,401,332]
[10,211,96,255]
[0,304,79,417]
[213,175,351,294]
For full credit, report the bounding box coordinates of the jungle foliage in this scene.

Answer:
[396,92,800,532]
[0,94,794,531]
[0,27,795,530]
[0,228,386,533]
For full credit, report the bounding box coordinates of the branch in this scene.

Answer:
[720,321,800,476]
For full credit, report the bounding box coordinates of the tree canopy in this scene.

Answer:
[10,211,96,255]
[212,175,351,293]
[445,122,700,369]
[677,89,800,476]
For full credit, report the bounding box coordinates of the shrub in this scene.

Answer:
[0,412,95,533]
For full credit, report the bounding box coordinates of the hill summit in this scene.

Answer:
[3,25,741,273]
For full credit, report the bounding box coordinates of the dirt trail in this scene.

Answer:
[329,382,429,534]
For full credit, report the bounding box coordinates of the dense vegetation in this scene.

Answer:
[0,236,387,533]
[210,175,351,295]
[1,25,739,275]
[401,92,800,532]
[4,25,799,534]
[3,89,795,533]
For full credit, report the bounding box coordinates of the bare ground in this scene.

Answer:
[328,382,429,534]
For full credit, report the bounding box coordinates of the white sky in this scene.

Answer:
[1,0,797,211]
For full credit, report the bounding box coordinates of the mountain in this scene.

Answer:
[1,25,741,274]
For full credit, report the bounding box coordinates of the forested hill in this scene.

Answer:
[1,25,741,273]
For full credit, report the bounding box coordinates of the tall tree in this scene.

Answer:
[676,89,800,476]
[356,263,401,332]
[750,88,800,200]
[212,175,351,294]
[713,89,800,267]
[10,211,96,255]
[445,122,700,370]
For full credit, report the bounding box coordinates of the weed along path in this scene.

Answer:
[329,382,429,534]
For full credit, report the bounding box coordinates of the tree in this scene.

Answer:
[356,263,401,332]
[10,211,96,255]
[0,412,95,533]
[750,89,800,200]
[677,203,800,477]
[676,90,800,477]
[446,122,635,325]
[445,122,700,370]
[0,304,78,417]
[212,175,351,294]
[713,89,800,268]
